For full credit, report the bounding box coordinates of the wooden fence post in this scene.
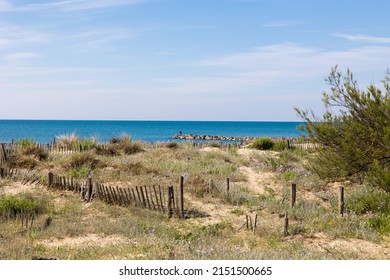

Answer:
[180,176,184,219]
[290,183,296,208]
[253,214,258,233]
[284,211,289,237]
[86,177,93,202]
[226,177,230,200]
[338,186,344,216]
[167,186,174,219]
[48,172,53,188]
[208,179,213,193]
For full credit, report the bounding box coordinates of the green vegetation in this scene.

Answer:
[249,137,274,150]
[0,193,52,218]
[1,123,390,259]
[296,66,390,192]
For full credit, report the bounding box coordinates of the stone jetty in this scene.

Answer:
[173,134,256,141]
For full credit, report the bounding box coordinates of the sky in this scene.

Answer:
[0,0,389,121]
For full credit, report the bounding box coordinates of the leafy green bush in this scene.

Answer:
[249,138,274,150]
[16,138,35,148]
[0,193,51,218]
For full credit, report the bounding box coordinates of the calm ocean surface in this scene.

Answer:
[0,120,305,143]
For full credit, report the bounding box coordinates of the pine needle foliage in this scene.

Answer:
[295,66,390,191]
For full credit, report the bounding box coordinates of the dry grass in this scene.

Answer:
[1,142,390,260]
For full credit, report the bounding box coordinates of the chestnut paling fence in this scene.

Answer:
[0,137,321,161]
[0,165,187,219]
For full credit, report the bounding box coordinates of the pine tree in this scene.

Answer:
[295,66,390,191]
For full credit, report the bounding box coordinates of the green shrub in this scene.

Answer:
[74,137,97,151]
[0,193,51,218]
[273,141,288,151]
[346,185,390,215]
[70,165,91,178]
[66,152,100,170]
[249,138,274,150]
[16,138,35,148]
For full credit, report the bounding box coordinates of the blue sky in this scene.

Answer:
[0,0,389,121]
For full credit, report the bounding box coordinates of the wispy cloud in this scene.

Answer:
[23,0,145,12]
[333,33,390,44]
[0,24,49,49]
[4,52,41,61]
[0,0,12,11]
[262,20,298,27]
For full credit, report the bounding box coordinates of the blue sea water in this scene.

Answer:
[0,120,306,143]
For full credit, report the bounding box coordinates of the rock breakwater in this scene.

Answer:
[173,134,256,141]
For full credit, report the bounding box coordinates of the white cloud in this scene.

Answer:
[333,33,390,44]
[4,52,41,60]
[0,24,49,49]
[0,0,12,11]
[24,0,145,11]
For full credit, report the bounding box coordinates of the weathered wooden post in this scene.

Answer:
[167,186,174,219]
[208,179,213,193]
[338,186,344,216]
[290,183,297,208]
[284,211,289,237]
[226,177,230,200]
[86,176,93,202]
[48,172,54,188]
[180,176,184,219]
[253,214,258,233]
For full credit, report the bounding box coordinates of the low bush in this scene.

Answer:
[0,193,51,218]
[166,142,179,149]
[66,152,100,170]
[249,138,274,150]
[273,141,288,151]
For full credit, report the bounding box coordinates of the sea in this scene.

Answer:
[0,120,306,144]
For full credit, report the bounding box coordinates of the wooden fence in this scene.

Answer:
[0,166,43,186]
[47,172,186,219]
[0,136,321,158]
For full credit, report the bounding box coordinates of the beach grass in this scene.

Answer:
[1,141,389,259]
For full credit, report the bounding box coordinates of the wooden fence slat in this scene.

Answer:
[180,176,184,219]
[153,185,160,211]
[131,188,137,206]
[159,185,165,212]
[139,186,147,208]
